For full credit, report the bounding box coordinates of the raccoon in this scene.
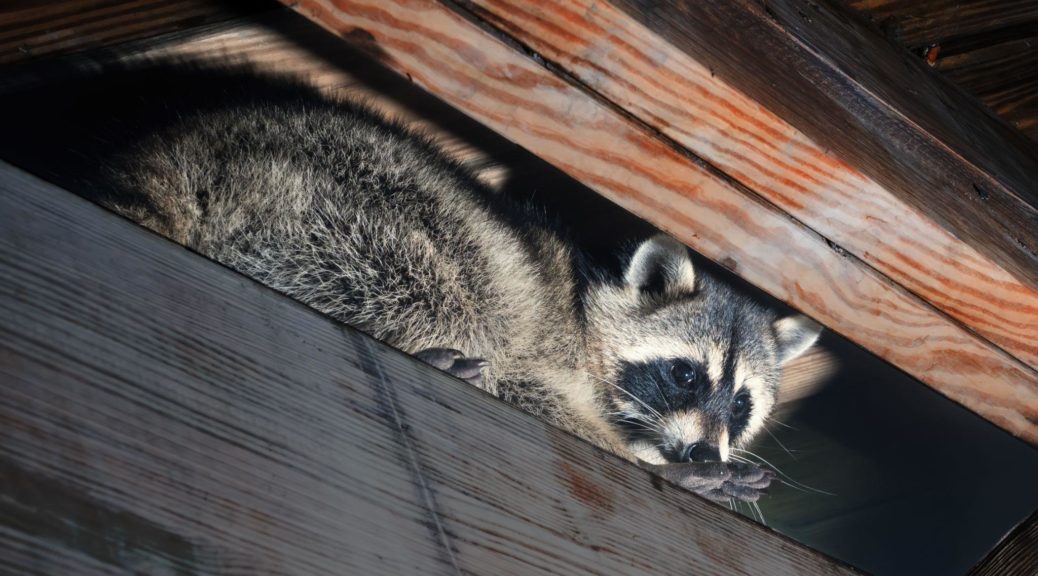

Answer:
[0,64,820,502]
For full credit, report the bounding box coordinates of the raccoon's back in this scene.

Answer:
[1,65,521,354]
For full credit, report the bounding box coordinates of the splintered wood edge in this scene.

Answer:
[0,162,860,574]
[278,0,1038,444]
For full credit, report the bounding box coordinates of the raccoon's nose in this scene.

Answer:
[682,443,721,463]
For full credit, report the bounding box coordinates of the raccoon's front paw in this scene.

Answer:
[415,347,488,387]
[717,461,775,503]
[643,461,774,503]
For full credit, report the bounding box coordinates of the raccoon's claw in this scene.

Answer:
[414,347,464,369]
[716,461,774,502]
[415,347,488,387]
[643,460,775,504]
[643,461,730,498]
[721,482,763,502]
[727,461,776,490]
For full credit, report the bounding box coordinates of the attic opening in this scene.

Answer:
[1,2,1036,576]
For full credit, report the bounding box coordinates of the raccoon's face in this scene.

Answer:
[587,235,821,465]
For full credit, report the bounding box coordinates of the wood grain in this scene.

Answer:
[0,0,267,65]
[969,510,1038,576]
[0,7,519,188]
[276,0,1038,443]
[604,0,1038,296]
[0,0,271,65]
[936,36,1038,141]
[456,0,1038,374]
[842,0,1038,49]
[837,0,1038,143]
[0,162,860,575]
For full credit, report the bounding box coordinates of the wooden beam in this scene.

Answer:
[969,510,1038,576]
[838,0,1038,141]
[277,0,1038,442]
[599,0,1038,294]
[0,0,267,66]
[839,0,1038,50]
[454,0,1038,374]
[0,162,859,574]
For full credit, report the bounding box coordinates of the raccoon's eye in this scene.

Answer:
[670,360,697,388]
[731,393,752,421]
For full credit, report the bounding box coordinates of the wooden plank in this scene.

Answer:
[969,510,1038,576]
[938,37,1038,98]
[1006,92,1038,142]
[0,0,265,65]
[0,6,520,187]
[277,0,1038,443]
[836,0,1038,143]
[0,162,860,574]
[938,36,1038,139]
[453,0,1038,378]
[601,0,1038,294]
[841,0,1038,49]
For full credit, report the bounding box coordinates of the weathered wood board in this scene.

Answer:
[276,0,1038,443]
[0,162,860,574]
[837,0,1038,142]
[0,0,268,65]
[600,0,1038,292]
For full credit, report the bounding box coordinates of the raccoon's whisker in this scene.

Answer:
[773,478,837,497]
[608,407,666,430]
[728,454,752,465]
[606,409,667,436]
[732,448,837,497]
[731,448,785,474]
[599,377,667,423]
[738,500,758,523]
[762,423,797,461]
[619,419,665,436]
[752,501,767,526]
[764,415,797,431]
[650,376,673,413]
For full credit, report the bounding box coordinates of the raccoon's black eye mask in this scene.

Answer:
[729,391,753,439]
[617,359,711,417]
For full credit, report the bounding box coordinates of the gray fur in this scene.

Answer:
[15,66,819,480]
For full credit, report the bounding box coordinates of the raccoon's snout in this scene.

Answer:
[665,442,722,463]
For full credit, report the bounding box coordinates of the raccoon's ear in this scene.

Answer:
[773,315,822,365]
[624,235,697,296]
